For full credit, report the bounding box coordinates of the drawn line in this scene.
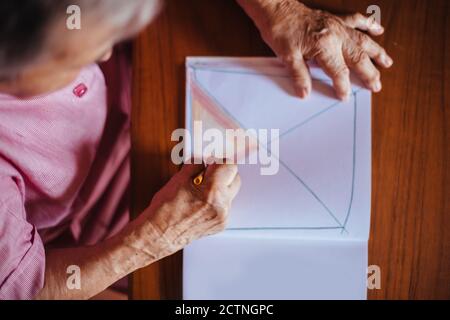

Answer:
[341,92,358,233]
[189,65,331,84]
[275,88,364,143]
[226,226,343,231]
[277,157,345,229]
[274,100,343,142]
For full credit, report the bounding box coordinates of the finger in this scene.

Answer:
[204,163,238,186]
[341,12,384,36]
[284,55,312,98]
[352,31,393,68]
[344,49,382,92]
[315,50,351,100]
[228,174,241,199]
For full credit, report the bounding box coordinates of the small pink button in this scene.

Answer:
[73,83,88,98]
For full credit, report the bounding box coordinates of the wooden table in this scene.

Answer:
[130,0,449,299]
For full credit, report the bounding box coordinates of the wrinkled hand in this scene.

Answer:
[141,162,241,253]
[252,0,393,99]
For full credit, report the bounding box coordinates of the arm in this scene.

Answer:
[237,0,393,100]
[237,0,291,29]
[37,162,240,300]
[35,220,167,300]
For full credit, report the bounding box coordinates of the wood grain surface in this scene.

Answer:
[130,0,449,299]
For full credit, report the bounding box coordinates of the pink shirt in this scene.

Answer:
[0,47,131,299]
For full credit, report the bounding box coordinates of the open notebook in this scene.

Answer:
[183,57,371,299]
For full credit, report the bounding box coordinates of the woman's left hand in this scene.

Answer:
[238,0,393,100]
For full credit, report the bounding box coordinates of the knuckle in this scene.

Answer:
[326,18,340,30]
[364,69,380,84]
[354,32,369,47]
[311,43,328,59]
[310,30,343,58]
[369,70,381,82]
[282,53,298,65]
[376,48,387,59]
[346,47,366,64]
[321,54,348,77]
[316,33,334,47]
[373,68,381,78]
[335,65,350,78]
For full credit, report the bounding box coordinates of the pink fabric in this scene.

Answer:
[0,47,132,299]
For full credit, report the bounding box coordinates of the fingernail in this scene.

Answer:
[373,81,382,92]
[297,87,310,99]
[383,55,393,67]
[339,91,350,101]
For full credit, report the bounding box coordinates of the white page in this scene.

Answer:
[184,234,368,300]
[183,57,371,299]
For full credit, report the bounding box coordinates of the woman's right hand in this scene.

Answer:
[126,161,241,262]
[36,162,240,300]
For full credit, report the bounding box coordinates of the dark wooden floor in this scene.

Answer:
[130,0,449,299]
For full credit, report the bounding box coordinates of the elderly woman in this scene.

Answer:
[0,0,392,299]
